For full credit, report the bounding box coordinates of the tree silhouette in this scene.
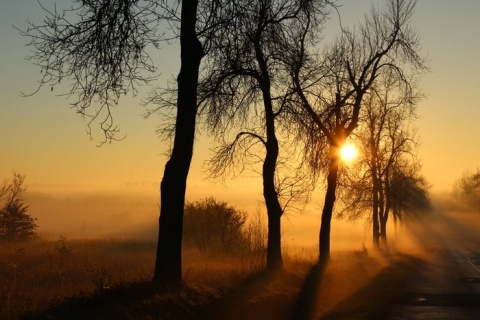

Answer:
[290,0,427,263]
[0,173,37,240]
[388,161,431,229]
[198,0,329,271]
[453,169,480,211]
[339,71,429,248]
[20,0,231,286]
[183,197,247,253]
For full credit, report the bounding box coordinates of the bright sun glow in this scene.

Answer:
[340,144,357,161]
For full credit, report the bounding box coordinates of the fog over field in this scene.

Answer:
[26,188,420,252]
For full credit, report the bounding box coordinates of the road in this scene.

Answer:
[387,210,480,319]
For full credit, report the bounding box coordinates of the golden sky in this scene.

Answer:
[1,0,479,239]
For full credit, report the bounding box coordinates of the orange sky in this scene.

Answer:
[1,0,480,241]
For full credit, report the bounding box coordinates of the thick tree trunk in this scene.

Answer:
[319,152,339,265]
[153,0,203,286]
[265,194,283,271]
[264,136,283,271]
[255,35,283,271]
[262,94,283,271]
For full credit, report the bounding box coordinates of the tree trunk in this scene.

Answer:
[263,136,283,271]
[379,204,390,248]
[380,217,388,247]
[255,35,283,271]
[370,141,380,249]
[319,151,339,265]
[265,194,283,271]
[393,210,398,235]
[372,194,380,249]
[153,0,203,286]
[262,93,283,271]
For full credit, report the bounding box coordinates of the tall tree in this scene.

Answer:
[339,71,428,248]
[154,0,204,286]
[291,0,427,263]
[20,0,229,285]
[198,0,328,271]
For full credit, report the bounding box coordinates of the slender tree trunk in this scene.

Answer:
[393,210,398,235]
[153,0,203,286]
[370,141,380,249]
[372,194,380,249]
[380,204,390,248]
[319,150,340,265]
[381,183,392,248]
[380,218,388,247]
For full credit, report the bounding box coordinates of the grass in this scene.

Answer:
[0,237,155,320]
[0,237,420,320]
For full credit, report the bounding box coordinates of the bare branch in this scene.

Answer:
[18,0,163,143]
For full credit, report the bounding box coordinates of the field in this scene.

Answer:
[0,236,421,320]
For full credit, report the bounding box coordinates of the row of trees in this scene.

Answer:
[21,0,429,285]
[338,72,431,248]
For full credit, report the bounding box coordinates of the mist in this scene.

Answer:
[26,190,159,240]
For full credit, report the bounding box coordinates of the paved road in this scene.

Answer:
[387,211,480,319]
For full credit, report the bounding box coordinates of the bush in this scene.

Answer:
[453,169,480,211]
[0,172,37,240]
[183,197,248,253]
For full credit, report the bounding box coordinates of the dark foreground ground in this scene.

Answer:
[22,253,420,320]
[6,210,480,320]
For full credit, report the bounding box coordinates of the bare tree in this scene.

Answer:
[339,70,427,248]
[291,0,427,263]
[20,0,230,286]
[198,0,329,271]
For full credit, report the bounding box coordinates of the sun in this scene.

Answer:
[340,144,357,161]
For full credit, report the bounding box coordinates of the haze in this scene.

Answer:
[1,0,479,244]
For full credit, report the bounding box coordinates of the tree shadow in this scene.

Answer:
[21,281,218,320]
[22,268,300,320]
[289,261,327,320]
[319,254,422,320]
[197,268,305,320]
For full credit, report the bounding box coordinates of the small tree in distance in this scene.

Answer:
[0,172,38,241]
[453,169,480,211]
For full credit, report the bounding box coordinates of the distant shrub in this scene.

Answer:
[453,169,480,211]
[183,197,249,253]
[0,172,37,241]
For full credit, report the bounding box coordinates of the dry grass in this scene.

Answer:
[0,236,269,320]
[0,237,155,320]
[0,237,418,320]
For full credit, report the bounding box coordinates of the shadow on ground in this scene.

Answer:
[22,254,421,320]
[319,255,422,320]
